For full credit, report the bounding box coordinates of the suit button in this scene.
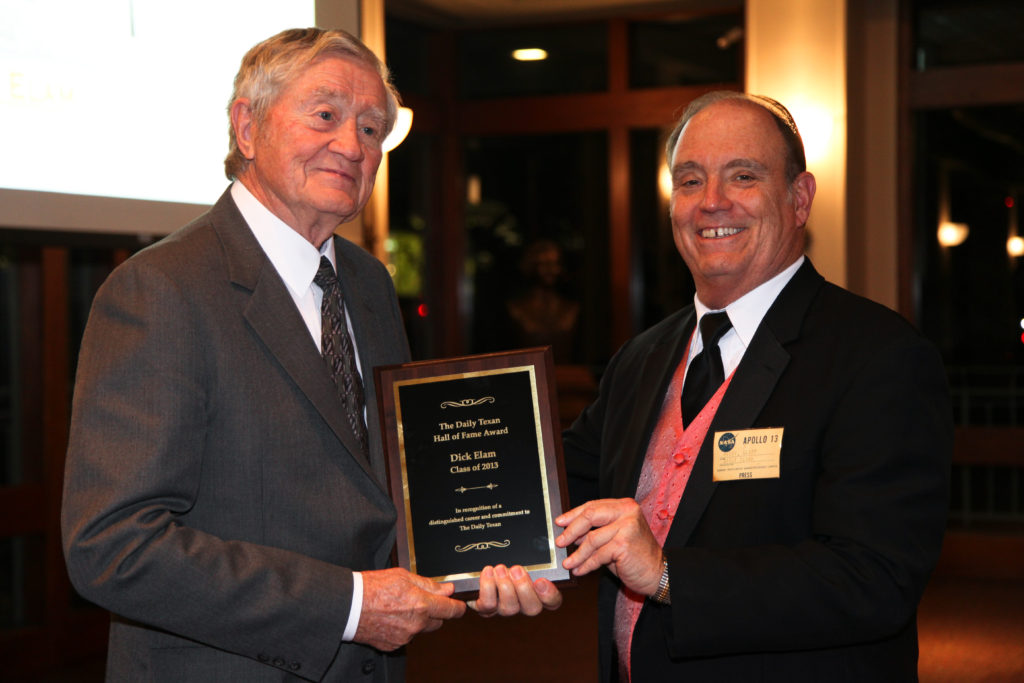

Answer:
[290,662,302,671]
[273,657,285,667]
[257,653,270,663]
[362,659,376,674]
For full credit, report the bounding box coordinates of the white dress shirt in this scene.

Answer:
[689,255,805,377]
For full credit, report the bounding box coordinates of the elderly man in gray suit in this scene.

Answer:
[62,28,487,682]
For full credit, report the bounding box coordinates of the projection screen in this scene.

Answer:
[1,0,328,236]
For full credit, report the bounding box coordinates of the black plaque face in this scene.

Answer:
[375,348,570,593]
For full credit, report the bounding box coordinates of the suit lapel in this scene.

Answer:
[667,261,824,547]
[611,310,697,499]
[209,192,383,487]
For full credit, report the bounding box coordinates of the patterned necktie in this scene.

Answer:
[680,311,733,426]
[314,256,369,456]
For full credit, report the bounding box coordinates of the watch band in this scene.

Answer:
[652,554,671,605]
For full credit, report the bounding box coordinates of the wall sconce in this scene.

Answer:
[658,161,673,202]
[786,100,836,168]
[383,106,414,153]
[937,221,969,247]
[466,174,482,205]
[1008,235,1024,258]
[935,162,968,247]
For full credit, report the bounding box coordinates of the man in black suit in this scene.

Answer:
[61,28,468,682]
[552,91,952,681]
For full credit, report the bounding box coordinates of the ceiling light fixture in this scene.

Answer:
[512,48,548,62]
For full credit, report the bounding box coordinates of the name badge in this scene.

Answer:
[712,428,783,482]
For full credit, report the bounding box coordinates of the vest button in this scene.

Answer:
[673,448,691,464]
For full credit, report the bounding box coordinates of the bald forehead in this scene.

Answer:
[670,98,787,166]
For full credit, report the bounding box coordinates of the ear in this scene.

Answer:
[790,171,816,226]
[230,98,257,161]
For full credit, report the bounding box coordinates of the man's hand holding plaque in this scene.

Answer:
[468,564,564,617]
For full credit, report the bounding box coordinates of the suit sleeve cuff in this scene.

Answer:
[341,571,362,641]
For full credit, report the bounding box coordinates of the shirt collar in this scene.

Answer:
[230,181,336,296]
[694,255,804,348]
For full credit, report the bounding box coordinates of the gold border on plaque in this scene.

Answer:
[375,347,571,594]
[392,365,557,582]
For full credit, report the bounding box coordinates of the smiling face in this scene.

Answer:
[231,55,388,245]
[669,99,816,309]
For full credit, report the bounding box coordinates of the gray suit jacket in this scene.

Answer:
[62,189,410,682]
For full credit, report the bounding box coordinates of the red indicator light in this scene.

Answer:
[1007,197,1016,209]
[417,303,429,318]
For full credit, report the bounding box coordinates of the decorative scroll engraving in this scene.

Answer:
[455,540,511,553]
[455,483,499,493]
[440,397,496,409]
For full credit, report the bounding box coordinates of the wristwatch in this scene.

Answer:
[652,554,671,605]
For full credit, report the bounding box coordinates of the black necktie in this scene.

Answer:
[681,311,733,426]
[314,256,368,456]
